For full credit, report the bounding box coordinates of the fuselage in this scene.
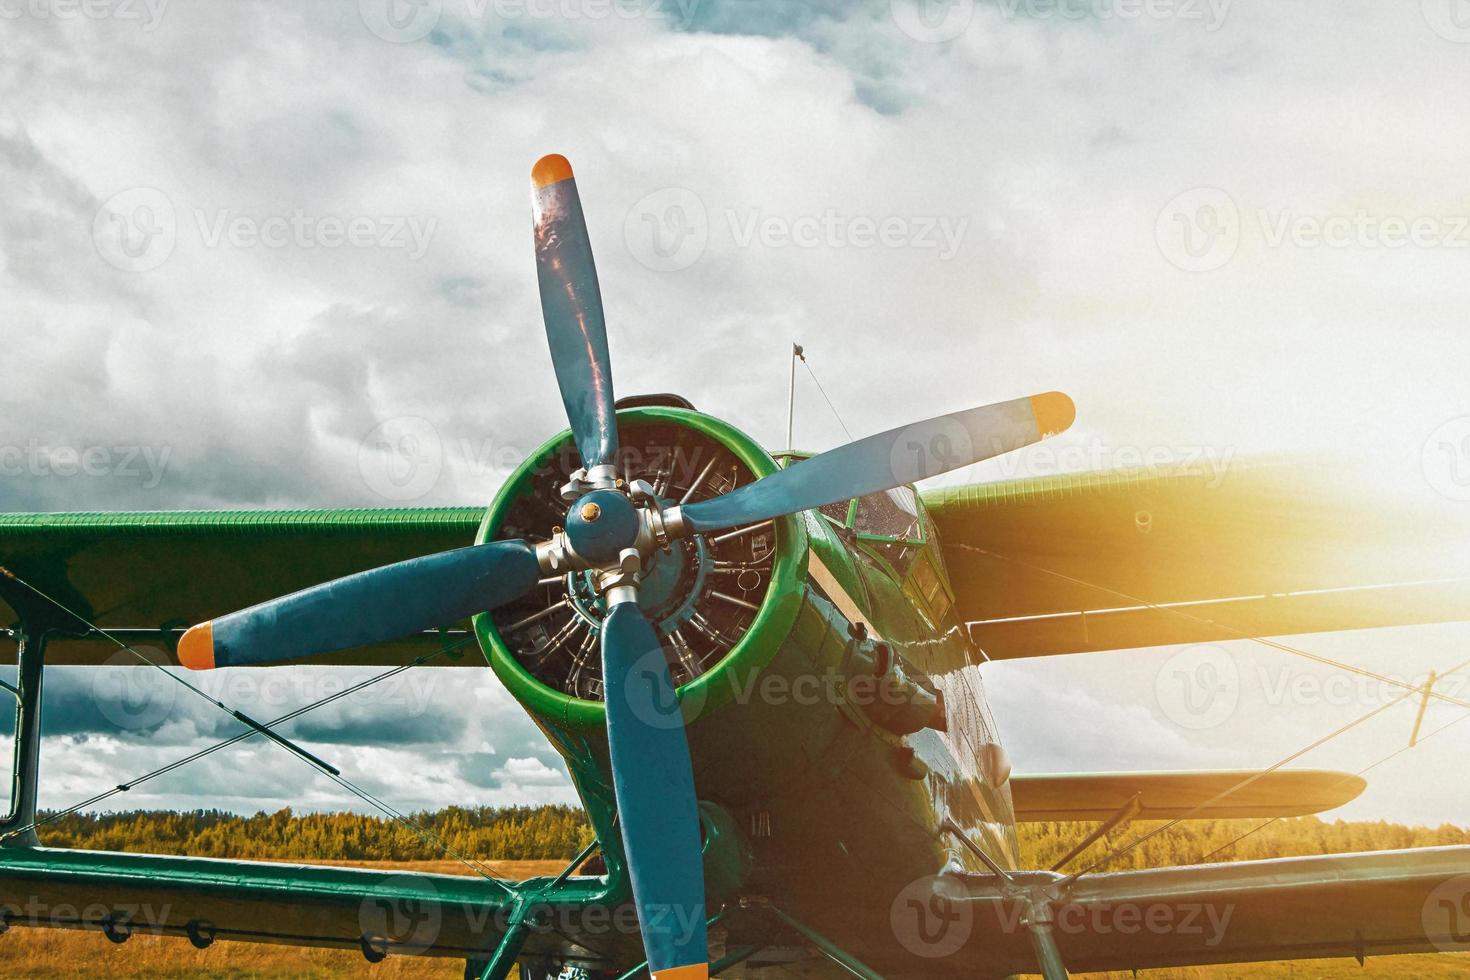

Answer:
[477,406,1016,974]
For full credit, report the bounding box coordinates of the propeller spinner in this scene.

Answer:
[175,154,1076,978]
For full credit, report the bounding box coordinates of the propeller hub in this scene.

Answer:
[565,488,639,566]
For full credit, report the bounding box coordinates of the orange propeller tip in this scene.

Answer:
[1030,390,1076,438]
[177,622,216,670]
[651,966,709,980]
[532,153,574,189]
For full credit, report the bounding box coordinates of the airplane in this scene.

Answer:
[2,153,1469,979]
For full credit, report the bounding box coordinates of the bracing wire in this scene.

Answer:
[1,575,515,889]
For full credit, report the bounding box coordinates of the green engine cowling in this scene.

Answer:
[470,407,815,901]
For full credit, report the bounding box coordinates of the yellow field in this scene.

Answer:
[0,860,1464,978]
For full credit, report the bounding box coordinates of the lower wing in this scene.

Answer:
[938,844,1470,976]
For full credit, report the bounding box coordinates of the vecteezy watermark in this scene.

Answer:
[357,0,701,43]
[194,209,436,260]
[1421,0,1470,43]
[1154,644,1240,730]
[1158,187,1470,272]
[991,900,1235,945]
[93,187,177,273]
[0,897,173,933]
[891,0,1228,43]
[0,440,172,489]
[995,0,1230,29]
[92,647,179,733]
[1155,188,1241,273]
[1256,209,1470,251]
[1255,665,1461,711]
[0,0,168,30]
[358,417,443,502]
[359,876,443,956]
[192,668,445,715]
[992,439,1237,487]
[890,0,976,43]
[1424,874,1470,952]
[623,188,709,273]
[728,209,969,261]
[891,875,974,957]
[624,190,969,272]
[93,188,438,272]
[1422,416,1470,503]
[358,0,442,42]
[890,874,1235,955]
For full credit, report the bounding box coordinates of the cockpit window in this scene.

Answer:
[853,486,921,541]
[779,451,926,575]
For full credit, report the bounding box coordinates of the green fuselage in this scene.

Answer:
[476,407,1017,973]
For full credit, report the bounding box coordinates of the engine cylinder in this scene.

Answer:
[473,407,807,732]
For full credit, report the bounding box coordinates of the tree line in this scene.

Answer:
[37,805,595,861]
[34,805,1469,866]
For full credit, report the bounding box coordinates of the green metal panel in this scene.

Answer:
[0,508,485,665]
[924,457,1470,657]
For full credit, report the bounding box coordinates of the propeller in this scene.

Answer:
[533,153,618,474]
[670,391,1074,536]
[174,152,1077,979]
[601,599,708,979]
[175,541,540,670]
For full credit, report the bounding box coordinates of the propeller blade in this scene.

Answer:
[601,600,708,979]
[532,153,618,471]
[678,391,1075,535]
[176,540,540,670]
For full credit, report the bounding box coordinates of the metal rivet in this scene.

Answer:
[580,502,602,522]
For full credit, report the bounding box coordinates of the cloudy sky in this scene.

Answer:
[3,1,1470,835]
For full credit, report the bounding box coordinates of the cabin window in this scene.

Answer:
[908,550,952,623]
[853,486,921,541]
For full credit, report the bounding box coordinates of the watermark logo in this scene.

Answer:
[1423,875,1470,951]
[1258,209,1470,251]
[994,0,1230,30]
[359,0,699,42]
[93,187,177,273]
[890,415,976,485]
[1256,665,1461,711]
[891,0,976,43]
[359,876,442,955]
[194,209,436,259]
[1154,644,1239,729]
[0,440,172,490]
[990,439,1237,488]
[1422,0,1470,43]
[728,209,968,260]
[619,643,709,729]
[1156,188,1240,273]
[1422,416,1470,502]
[624,188,709,273]
[358,416,443,502]
[92,647,178,733]
[624,192,967,270]
[1159,188,1470,272]
[359,0,441,42]
[94,190,436,272]
[0,0,169,30]
[890,875,974,957]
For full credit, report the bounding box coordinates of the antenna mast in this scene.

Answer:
[786,342,804,450]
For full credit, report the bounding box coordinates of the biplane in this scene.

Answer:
[2,155,1469,979]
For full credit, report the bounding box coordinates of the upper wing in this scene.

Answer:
[0,509,485,665]
[922,457,1470,658]
[937,844,1470,976]
[1010,768,1365,822]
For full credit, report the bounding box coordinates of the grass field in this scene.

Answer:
[1,860,1465,977]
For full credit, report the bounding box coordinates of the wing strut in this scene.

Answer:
[0,568,90,847]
